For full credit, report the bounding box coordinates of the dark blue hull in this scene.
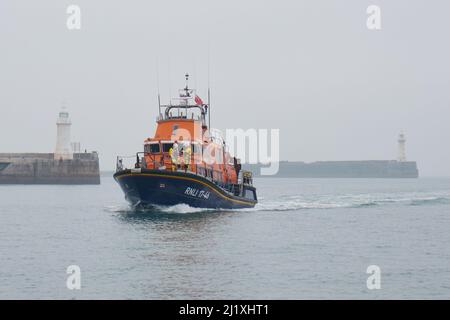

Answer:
[113,169,257,210]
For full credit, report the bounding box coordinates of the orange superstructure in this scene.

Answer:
[114,73,257,210]
[140,74,241,187]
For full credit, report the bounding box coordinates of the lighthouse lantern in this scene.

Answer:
[54,108,73,160]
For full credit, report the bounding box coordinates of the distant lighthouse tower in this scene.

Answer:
[397,132,406,162]
[54,108,73,160]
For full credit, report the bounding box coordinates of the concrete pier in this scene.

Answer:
[244,160,419,178]
[0,153,100,184]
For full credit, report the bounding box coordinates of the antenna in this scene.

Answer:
[208,88,211,131]
[184,73,189,116]
[193,58,198,90]
[156,58,161,116]
[185,72,189,90]
[207,40,211,92]
[207,41,211,133]
[158,94,161,118]
[167,57,172,105]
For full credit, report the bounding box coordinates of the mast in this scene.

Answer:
[156,59,161,118]
[208,88,211,133]
[207,41,211,136]
[158,94,161,118]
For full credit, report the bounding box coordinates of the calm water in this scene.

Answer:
[1,176,450,299]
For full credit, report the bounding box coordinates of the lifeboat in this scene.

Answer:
[113,74,257,209]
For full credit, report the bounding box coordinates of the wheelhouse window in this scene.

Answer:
[162,143,173,153]
[145,143,160,154]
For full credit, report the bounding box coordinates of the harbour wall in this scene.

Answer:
[0,153,100,184]
[244,160,419,178]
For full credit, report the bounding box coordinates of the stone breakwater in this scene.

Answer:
[244,160,419,178]
[0,153,100,184]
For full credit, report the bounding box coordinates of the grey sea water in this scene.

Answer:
[0,176,449,299]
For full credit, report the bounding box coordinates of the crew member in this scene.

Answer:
[233,157,241,177]
[184,144,192,172]
[171,141,179,171]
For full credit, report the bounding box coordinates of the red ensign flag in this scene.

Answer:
[195,95,204,106]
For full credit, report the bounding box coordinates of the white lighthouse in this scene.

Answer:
[397,132,406,162]
[54,108,73,160]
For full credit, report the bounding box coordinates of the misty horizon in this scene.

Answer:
[1,0,449,176]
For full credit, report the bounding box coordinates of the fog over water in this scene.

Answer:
[1,0,449,176]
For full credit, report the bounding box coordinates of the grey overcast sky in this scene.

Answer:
[0,0,449,176]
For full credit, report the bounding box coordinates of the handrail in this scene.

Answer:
[117,151,242,192]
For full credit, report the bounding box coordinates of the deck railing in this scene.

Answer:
[116,152,252,196]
